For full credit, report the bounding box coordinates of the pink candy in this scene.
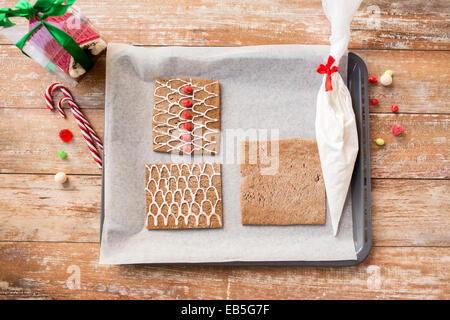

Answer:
[392,124,403,136]
[181,134,191,141]
[182,145,191,153]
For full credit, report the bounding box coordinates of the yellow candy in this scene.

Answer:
[375,138,385,146]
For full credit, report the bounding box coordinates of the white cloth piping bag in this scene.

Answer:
[315,0,362,236]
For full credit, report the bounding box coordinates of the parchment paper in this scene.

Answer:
[100,43,357,264]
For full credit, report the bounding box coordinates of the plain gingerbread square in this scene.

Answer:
[152,78,220,155]
[240,138,326,225]
[145,162,223,229]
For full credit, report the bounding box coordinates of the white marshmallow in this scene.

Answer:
[54,172,67,184]
[380,73,392,86]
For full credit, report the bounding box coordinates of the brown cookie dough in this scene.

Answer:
[145,162,223,229]
[240,138,326,225]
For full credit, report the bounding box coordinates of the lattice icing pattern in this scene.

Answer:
[145,163,223,229]
[152,78,220,154]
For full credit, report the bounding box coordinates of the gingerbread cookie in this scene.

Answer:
[152,78,220,154]
[145,162,222,229]
[240,138,326,225]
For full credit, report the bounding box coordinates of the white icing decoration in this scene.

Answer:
[145,163,222,227]
[153,78,219,154]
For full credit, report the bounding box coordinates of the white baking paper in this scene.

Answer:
[100,43,357,264]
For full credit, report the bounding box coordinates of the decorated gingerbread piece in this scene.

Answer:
[145,162,222,229]
[27,12,106,79]
[152,78,220,155]
[240,138,326,225]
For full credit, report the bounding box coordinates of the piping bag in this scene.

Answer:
[315,0,362,236]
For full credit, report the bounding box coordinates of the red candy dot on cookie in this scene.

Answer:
[183,85,193,94]
[181,134,191,142]
[392,124,403,136]
[183,122,192,131]
[182,145,192,153]
[370,98,379,106]
[183,111,190,119]
[391,104,399,113]
[59,129,73,142]
[182,99,192,107]
[368,76,378,83]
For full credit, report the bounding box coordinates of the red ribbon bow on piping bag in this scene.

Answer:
[317,55,340,92]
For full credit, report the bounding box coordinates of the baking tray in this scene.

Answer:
[100,52,372,266]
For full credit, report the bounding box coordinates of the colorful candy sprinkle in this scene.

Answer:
[54,172,67,184]
[375,138,385,146]
[182,99,192,107]
[380,72,393,86]
[59,129,73,142]
[180,134,191,142]
[183,85,193,94]
[391,104,399,113]
[370,98,379,106]
[183,111,191,119]
[368,76,378,83]
[392,124,404,136]
[182,145,192,153]
[183,122,192,131]
[58,150,67,159]
[385,70,394,76]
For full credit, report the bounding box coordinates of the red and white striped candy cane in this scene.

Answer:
[45,83,103,169]
[45,82,72,118]
[57,97,103,151]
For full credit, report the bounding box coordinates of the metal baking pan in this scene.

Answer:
[100,52,372,266]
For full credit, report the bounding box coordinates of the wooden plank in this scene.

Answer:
[0,174,100,242]
[0,175,448,247]
[0,242,448,299]
[0,0,448,50]
[0,242,230,299]
[352,0,450,51]
[372,179,450,247]
[370,114,449,179]
[1,46,448,113]
[356,50,450,114]
[1,109,447,178]
[226,247,450,299]
[0,108,104,175]
[0,46,106,109]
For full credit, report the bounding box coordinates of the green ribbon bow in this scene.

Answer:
[0,0,93,71]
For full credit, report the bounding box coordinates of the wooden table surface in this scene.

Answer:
[0,0,449,300]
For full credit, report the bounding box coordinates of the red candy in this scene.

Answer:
[391,104,399,113]
[180,134,191,142]
[183,85,193,94]
[392,124,403,136]
[368,76,378,83]
[183,122,192,131]
[183,111,190,119]
[370,98,379,106]
[182,99,192,107]
[59,129,73,142]
[182,145,192,153]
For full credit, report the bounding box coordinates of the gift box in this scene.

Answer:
[0,0,106,83]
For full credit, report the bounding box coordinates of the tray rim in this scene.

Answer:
[99,51,372,267]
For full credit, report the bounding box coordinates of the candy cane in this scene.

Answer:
[45,82,72,118]
[58,97,103,151]
[45,83,103,169]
